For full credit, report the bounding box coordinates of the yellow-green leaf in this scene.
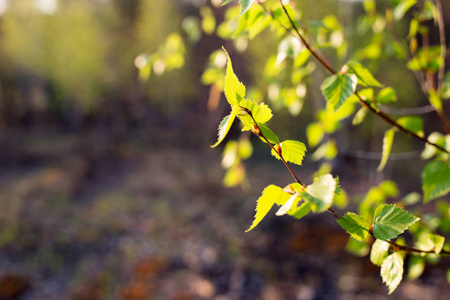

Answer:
[377,129,395,172]
[223,47,246,105]
[211,114,236,148]
[271,140,307,165]
[381,252,404,294]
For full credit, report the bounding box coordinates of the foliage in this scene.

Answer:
[139,0,450,294]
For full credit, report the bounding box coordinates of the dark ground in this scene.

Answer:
[0,126,449,300]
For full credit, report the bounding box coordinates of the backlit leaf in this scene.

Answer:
[257,123,280,144]
[371,239,391,266]
[381,252,404,294]
[301,174,336,212]
[397,116,423,137]
[246,185,289,232]
[223,48,246,105]
[211,114,236,148]
[415,232,445,254]
[376,87,397,103]
[337,213,370,241]
[289,202,311,219]
[372,204,419,241]
[271,140,307,165]
[422,161,450,202]
[377,129,395,172]
[321,74,356,111]
[407,255,425,280]
[276,193,299,216]
[239,98,273,130]
[347,60,383,87]
[394,0,417,21]
[306,123,324,148]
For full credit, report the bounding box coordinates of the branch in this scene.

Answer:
[274,0,449,154]
[436,0,447,93]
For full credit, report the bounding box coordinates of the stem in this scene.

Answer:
[275,0,449,154]
[436,0,447,93]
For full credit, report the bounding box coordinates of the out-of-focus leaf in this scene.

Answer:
[422,161,450,202]
[301,174,336,212]
[211,114,236,148]
[321,74,356,111]
[377,129,395,172]
[381,252,404,294]
[347,60,383,87]
[370,239,391,266]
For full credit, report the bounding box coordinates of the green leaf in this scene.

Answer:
[276,193,300,216]
[376,87,397,103]
[346,238,370,257]
[372,204,420,241]
[352,107,369,125]
[289,202,311,220]
[257,123,280,144]
[429,89,443,111]
[271,140,307,166]
[321,74,356,111]
[301,174,336,212]
[370,239,391,266]
[394,0,417,21]
[211,114,236,148]
[422,161,450,202]
[407,255,425,280]
[416,232,445,254]
[224,0,256,16]
[246,185,289,232]
[347,61,383,87]
[377,129,395,172]
[337,213,371,241]
[397,116,423,137]
[222,0,234,6]
[223,48,246,105]
[306,123,324,148]
[381,252,404,294]
[238,98,273,130]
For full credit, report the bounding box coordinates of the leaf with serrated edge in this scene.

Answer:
[271,140,307,166]
[246,185,290,232]
[223,47,246,105]
[370,239,390,266]
[372,204,419,241]
[239,0,256,16]
[422,161,450,202]
[377,129,395,172]
[381,252,404,294]
[301,174,336,212]
[239,98,273,130]
[321,74,356,111]
[211,114,236,148]
[347,60,383,87]
[337,213,370,241]
[276,193,299,216]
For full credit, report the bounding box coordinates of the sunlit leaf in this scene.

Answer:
[376,87,397,103]
[407,255,425,280]
[211,114,236,148]
[422,161,450,202]
[321,74,356,111]
[239,98,273,130]
[377,129,395,172]
[271,140,307,165]
[381,252,404,294]
[337,213,370,241]
[257,123,280,144]
[301,174,336,212]
[306,123,324,148]
[288,202,311,219]
[370,239,391,266]
[352,107,369,125]
[394,0,417,21]
[246,185,289,232]
[347,60,383,87]
[223,47,246,105]
[372,204,420,241]
[397,116,423,137]
[415,232,445,254]
[276,193,299,216]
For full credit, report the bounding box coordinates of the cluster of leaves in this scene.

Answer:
[139,0,450,294]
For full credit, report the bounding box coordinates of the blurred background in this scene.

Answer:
[0,0,450,299]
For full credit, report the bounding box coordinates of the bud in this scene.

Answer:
[238,107,251,117]
[368,225,373,235]
[251,124,261,136]
[275,143,282,155]
[410,38,418,55]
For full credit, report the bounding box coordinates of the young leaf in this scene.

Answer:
[352,107,368,125]
[321,74,356,111]
[222,0,234,5]
[239,98,273,130]
[306,123,324,148]
[289,202,311,220]
[376,87,397,103]
[394,0,417,21]
[271,140,307,165]
[301,174,336,212]
[337,213,371,241]
[415,232,445,254]
[422,161,450,202]
[407,255,425,280]
[276,193,299,216]
[397,116,423,137]
[246,185,289,232]
[372,204,420,241]
[381,252,404,294]
[370,239,390,266]
[223,48,246,105]
[347,61,383,87]
[377,129,395,172]
[238,0,256,16]
[211,114,236,148]
[257,123,280,144]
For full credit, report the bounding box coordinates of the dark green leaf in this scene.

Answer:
[337,213,370,241]
[372,204,419,240]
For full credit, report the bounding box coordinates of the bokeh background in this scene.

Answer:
[0,0,450,299]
